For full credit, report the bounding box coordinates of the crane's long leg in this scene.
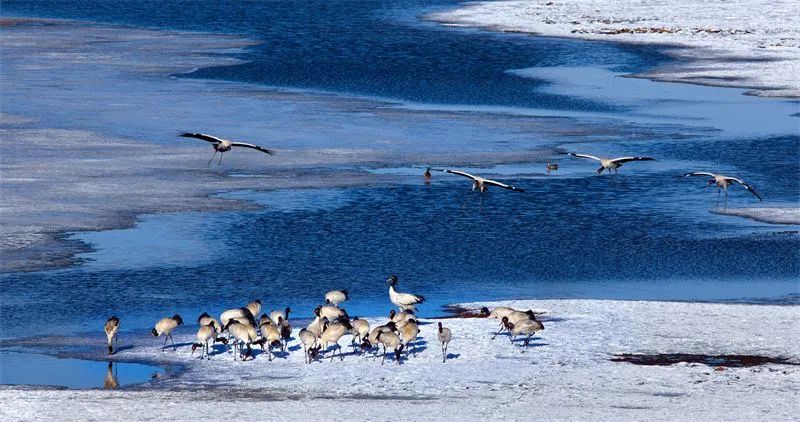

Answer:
[207,150,218,166]
[162,335,169,350]
[461,191,473,209]
[218,151,223,166]
[491,322,505,339]
[169,333,176,350]
[724,189,728,211]
[717,188,721,207]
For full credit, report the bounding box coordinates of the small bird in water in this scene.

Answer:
[546,162,558,175]
[683,172,762,209]
[179,132,276,166]
[104,316,120,355]
[567,152,655,174]
[424,167,432,184]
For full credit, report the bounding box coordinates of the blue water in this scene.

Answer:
[0,0,798,339]
[0,352,163,388]
[1,0,666,112]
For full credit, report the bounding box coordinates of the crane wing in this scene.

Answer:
[179,132,224,144]
[483,178,526,192]
[611,156,655,164]
[230,142,276,156]
[431,168,479,181]
[726,177,763,201]
[568,153,603,162]
[683,172,717,178]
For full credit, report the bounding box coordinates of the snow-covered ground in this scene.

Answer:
[2,299,798,420]
[428,0,800,97]
[717,207,800,225]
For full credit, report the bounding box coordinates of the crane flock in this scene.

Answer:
[104,276,549,365]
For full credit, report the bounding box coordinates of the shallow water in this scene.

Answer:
[0,352,163,389]
[0,1,798,341]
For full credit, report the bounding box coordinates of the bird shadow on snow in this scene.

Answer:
[287,344,302,352]
[509,337,548,349]
[160,341,194,351]
[207,344,229,356]
[446,353,461,360]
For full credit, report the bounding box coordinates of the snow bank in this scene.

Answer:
[428,0,800,97]
[2,299,797,420]
[716,207,800,225]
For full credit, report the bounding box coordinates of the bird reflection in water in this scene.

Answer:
[103,362,119,389]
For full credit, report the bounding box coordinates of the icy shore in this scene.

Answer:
[1,299,797,420]
[716,207,800,225]
[428,0,800,97]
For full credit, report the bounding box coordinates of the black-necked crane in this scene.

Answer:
[567,152,655,174]
[316,304,348,321]
[493,310,536,339]
[259,320,282,361]
[104,316,120,355]
[245,300,262,318]
[325,290,349,306]
[389,309,415,330]
[480,306,516,319]
[375,331,403,365]
[191,322,221,360]
[223,319,259,361]
[306,315,329,338]
[400,319,419,356]
[350,317,370,352]
[504,317,544,348]
[197,312,222,333]
[480,306,517,338]
[278,316,292,352]
[298,328,318,364]
[683,172,763,209]
[270,307,291,325]
[152,315,184,351]
[220,306,257,330]
[430,168,525,193]
[367,321,398,359]
[387,275,425,311]
[438,322,452,363]
[319,319,353,362]
[179,132,275,166]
